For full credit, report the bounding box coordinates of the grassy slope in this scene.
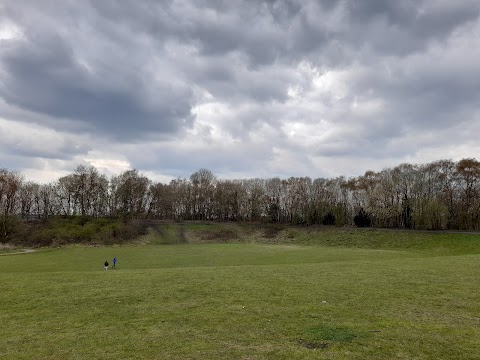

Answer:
[1,225,480,359]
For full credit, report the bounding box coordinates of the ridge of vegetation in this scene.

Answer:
[141,222,480,256]
[2,216,148,247]
[4,218,480,255]
[2,158,480,244]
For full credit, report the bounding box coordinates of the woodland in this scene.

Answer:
[1,158,480,243]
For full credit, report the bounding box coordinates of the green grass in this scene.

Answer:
[1,226,480,359]
[306,324,360,342]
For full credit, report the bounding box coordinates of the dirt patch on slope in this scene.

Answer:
[197,229,239,243]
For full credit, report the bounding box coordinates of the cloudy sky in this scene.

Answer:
[1,0,480,183]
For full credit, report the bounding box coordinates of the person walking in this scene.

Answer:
[112,257,117,269]
[104,260,109,271]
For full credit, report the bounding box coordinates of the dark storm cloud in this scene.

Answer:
[0,153,44,172]
[346,0,480,43]
[128,141,272,179]
[1,0,480,180]
[3,0,475,132]
[0,28,194,140]
[345,42,480,133]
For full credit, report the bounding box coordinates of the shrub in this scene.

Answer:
[354,208,372,227]
[7,216,150,247]
[0,216,22,243]
[322,212,336,226]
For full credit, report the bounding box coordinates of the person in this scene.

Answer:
[112,257,117,269]
[104,260,109,271]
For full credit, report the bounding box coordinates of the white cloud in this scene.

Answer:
[0,21,22,40]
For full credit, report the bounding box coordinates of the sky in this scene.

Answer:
[1,0,480,184]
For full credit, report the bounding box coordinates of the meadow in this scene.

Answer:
[1,223,480,359]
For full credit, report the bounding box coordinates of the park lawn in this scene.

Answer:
[1,228,480,359]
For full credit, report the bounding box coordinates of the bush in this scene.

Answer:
[0,216,22,243]
[354,208,371,227]
[322,212,336,226]
[7,216,150,247]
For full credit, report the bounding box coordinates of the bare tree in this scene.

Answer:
[111,170,151,218]
[0,169,23,239]
[19,181,39,219]
[456,158,480,230]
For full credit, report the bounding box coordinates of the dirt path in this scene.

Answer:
[178,224,187,243]
[0,249,36,256]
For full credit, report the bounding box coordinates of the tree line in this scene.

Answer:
[1,158,480,238]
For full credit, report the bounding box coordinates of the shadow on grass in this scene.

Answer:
[298,324,362,350]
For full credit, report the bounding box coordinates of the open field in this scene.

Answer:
[1,224,480,359]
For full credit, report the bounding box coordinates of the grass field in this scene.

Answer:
[1,224,480,359]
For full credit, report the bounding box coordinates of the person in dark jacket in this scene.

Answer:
[104,260,109,271]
